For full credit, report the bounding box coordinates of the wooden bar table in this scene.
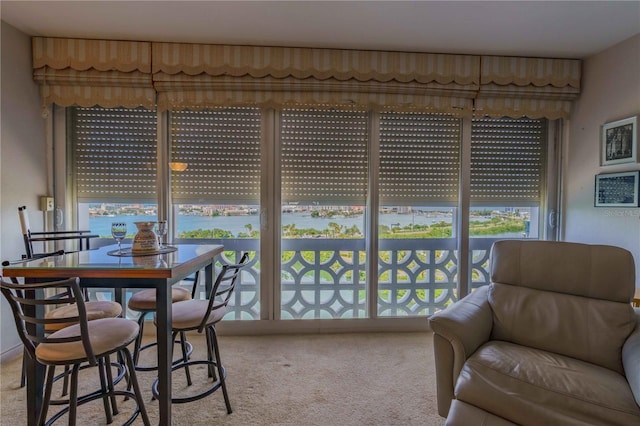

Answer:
[2,243,224,426]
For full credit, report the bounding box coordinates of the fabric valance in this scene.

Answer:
[151,43,479,84]
[475,56,581,119]
[32,38,582,119]
[32,37,155,113]
[153,73,476,112]
[152,43,480,114]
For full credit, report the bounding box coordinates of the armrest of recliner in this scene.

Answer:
[428,285,493,417]
[623,308,640,407]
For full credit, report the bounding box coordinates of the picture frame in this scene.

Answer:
[594,170,640,207]
[601,115,638,166]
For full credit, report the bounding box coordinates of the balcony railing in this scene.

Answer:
[171,236,503,320]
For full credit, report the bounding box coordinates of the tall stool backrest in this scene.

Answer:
[0,276,97,366]
[197,252,250,332]
[18,206,98,259]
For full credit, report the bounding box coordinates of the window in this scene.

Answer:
[280,108,369,319]
[170,108,262,319]
[378,112,461,316]
[65,106,553,325]
[69,106,159,310]
[469,116,548,291]
[70,107,158,236]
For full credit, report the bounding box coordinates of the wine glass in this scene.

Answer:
[156,220,167,249]
[111,222,127,253]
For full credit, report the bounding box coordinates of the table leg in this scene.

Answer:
[204,262,213,296]
[114,288,125,315]
[25,288,45,426]
[156,281,172,424]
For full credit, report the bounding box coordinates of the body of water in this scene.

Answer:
[90,211,464,238]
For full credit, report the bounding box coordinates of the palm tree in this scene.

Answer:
[328,222,343,238]
[282,223,297,237]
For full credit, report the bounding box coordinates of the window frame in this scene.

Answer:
[56,105,560,332]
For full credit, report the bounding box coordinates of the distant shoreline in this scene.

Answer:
[90,211,525,239]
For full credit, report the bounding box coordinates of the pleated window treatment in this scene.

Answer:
[32,37,582,119]
[151,43,479,115]
[476,56,581,119]
[32,38,155,115]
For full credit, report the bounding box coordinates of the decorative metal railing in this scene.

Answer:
[378,238,458,317]
[92,236,501,320]
[281,239,366,319]
[172,236,503,320]
[182,238,261,320]
[470,238,495,291]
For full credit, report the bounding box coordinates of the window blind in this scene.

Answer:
[170,108,261,203]
[281,108,368,205]
[71,107,158,202]
[470,117,547,205]
[379,112,460,206]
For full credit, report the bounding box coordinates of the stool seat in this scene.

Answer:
[39,300,124,406]
[128,285,194,371]
[163,300,226,330]
[128,287,191,311]
[45,301,122,332]
[37,318,138,363]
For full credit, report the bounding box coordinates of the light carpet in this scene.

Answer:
[0,332,445,425]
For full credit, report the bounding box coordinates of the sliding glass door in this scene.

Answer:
[66,106,552,324]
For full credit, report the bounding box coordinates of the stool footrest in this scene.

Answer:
[49,359,127,405]
[46,388,146,426]
[134,339,193,372]
[152,360,227,404]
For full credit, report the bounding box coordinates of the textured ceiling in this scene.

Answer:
[2,1,639,59]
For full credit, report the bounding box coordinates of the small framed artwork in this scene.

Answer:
[594,171,640,207]
[601,115,638,166]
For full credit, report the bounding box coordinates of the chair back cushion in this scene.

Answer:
[488,240,637,373]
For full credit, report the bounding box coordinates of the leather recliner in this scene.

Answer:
[429,240,640,425]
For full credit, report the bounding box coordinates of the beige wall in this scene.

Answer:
[0,21,49,357]
[564,34,640,287]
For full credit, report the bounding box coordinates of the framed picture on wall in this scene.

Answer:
[594,171,640,207]
[601,115,638,166]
